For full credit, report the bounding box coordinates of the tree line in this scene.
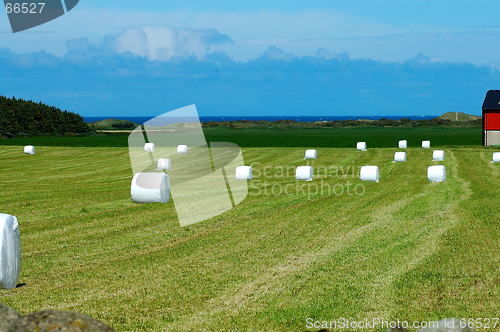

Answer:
[0,96,90,137]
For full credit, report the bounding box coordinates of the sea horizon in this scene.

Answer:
[84,115,439,124]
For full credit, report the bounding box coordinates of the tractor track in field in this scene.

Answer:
[164,151,473,330]
[47,188,374,311]
[362,150,473,321]
[163,194,430,330]
[481,150,499,176]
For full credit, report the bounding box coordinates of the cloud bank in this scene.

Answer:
[109,26,233,61]
[0,26,495,117]
[3,4,500,65]
[63,26,233,62]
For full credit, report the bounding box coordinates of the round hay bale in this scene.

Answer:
[157,158,172,171]
[144,143,155,153]
[23,146,35,155]
[357,142,367,151]
[304,149,317,159]
[394,152,407,162]
[433,150,445,161]
[360,166,380,182]
[428,165,446,182]
[492,152,500,163]
[0,214,21,290]
[131,173,170,203]
[296,166,313,181]
[177,145,188,155]
[235,166,253,180]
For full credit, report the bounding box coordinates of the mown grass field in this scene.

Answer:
[0,129,498,331]
[0,127,482,147]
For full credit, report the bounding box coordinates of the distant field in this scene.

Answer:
[0,127,483,147]
[0,142,497,331]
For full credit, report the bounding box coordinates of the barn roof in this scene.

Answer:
[482,90,500,110]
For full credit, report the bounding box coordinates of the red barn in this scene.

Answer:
[482,90,500,146]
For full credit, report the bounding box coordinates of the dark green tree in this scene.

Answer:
[0,96,90,137]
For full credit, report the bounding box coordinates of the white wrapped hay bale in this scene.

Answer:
[433,150,445,161]
[144,143,155,152]
[23,146,35,155]
[357,142,367,151]
[157,158,172,171]
[177,145,188,155]
[304,149,317,160]
[0,214,21,290]
[492,152,500,163]
[360,166,380,182]
[428,165,446,183]
[296,166,313,181]
[398,140,407,149]
[394,152,406,162]
[235,166,253,180]
[422,140,431,149]
[131,172,170,203]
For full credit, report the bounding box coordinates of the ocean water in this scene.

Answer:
[85,115,437,124]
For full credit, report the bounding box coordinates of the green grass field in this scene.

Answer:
[0,129,498,331]
[0,127,482,147]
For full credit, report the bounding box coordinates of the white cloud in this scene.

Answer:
[105,26,232,61]
[315,48,350,60]
[260,47,294,61]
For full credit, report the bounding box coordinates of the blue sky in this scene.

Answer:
[1,1,499,116]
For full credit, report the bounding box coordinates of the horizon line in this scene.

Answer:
[82,114,444,118]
